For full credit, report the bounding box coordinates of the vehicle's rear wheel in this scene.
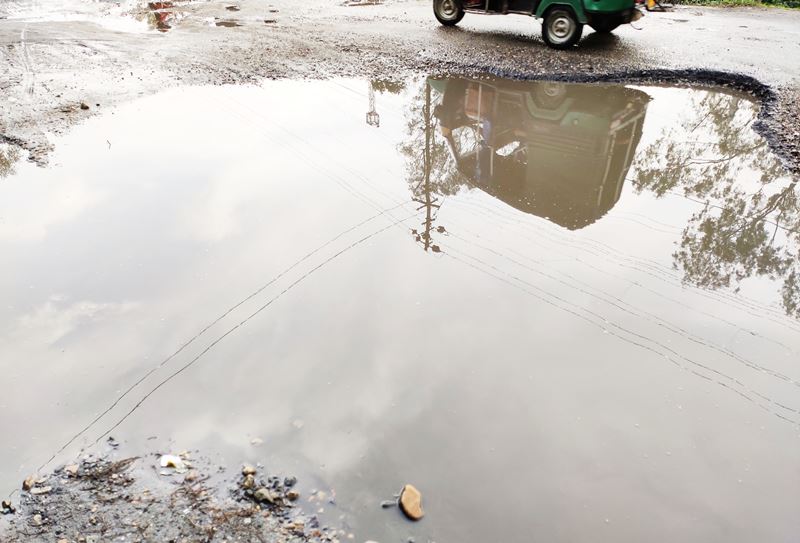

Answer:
[433,0,464,26]
[542,7,583,49]
[533,81,567,109]
[590,16,620,33]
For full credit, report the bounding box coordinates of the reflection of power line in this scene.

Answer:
[35,82,424,475]
[91,211,421,446]
[447,224,800,393]
[36,202,412,473]
[443,245,799,426]
[450,195,800,338]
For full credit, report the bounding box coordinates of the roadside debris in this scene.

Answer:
[215,18,242,27]
[239,463,302,508]
[21,475,53,496]
[1,451,340,543]
[159,453,189,473]
[30,485,53,495]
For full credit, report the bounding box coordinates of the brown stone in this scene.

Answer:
[399,484,424,521]
[22,475,36,491]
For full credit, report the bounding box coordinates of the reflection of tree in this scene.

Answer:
[399,82,464,252]
[0,145,21,179]
[370,79,406,95]
[632,91,800,319]
[399,81,465,198]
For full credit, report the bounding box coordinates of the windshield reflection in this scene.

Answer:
[431,77,649,230]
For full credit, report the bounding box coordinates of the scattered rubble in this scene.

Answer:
[0,452,344,542]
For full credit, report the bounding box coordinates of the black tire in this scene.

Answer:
[590,17,620,33]
[542,7,583,49]
[532,81,567,109]
[433,0,464,26]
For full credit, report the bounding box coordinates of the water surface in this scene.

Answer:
[1,77,798,542]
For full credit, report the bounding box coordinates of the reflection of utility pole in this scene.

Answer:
[366,83,380,128]
[411,83,444,253]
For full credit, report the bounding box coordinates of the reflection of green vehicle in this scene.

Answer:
[430,77,649,230]
[433,0,643,48]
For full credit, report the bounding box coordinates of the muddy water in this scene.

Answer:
[1,78,798,542]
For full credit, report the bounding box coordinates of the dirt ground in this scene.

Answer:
[0,0,799,174]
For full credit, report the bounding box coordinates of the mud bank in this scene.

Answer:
[1,451,340,543]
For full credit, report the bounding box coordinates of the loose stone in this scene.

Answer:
[254,487,276,504]
[399,484,424,521]
[286,489,300,501]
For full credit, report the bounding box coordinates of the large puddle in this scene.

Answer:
[1,77,798,542]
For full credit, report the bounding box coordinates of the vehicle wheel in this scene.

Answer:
[591,17,620,33]
[533,81,567,108]
[433,0,464,26]
[542,7,583,49]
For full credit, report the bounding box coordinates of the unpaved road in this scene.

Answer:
[0,0,799,173]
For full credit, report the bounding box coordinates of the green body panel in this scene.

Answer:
[535,0,588,22]
[583,0,636,13]
[533,0,635,20]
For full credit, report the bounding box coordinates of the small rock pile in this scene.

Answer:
[240,464,301,505]
[235,463,332,538]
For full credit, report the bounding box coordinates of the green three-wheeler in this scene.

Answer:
[433,0,643,48]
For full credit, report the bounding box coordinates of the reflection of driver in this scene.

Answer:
[434,80,527,185]
[434,79,467,137]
